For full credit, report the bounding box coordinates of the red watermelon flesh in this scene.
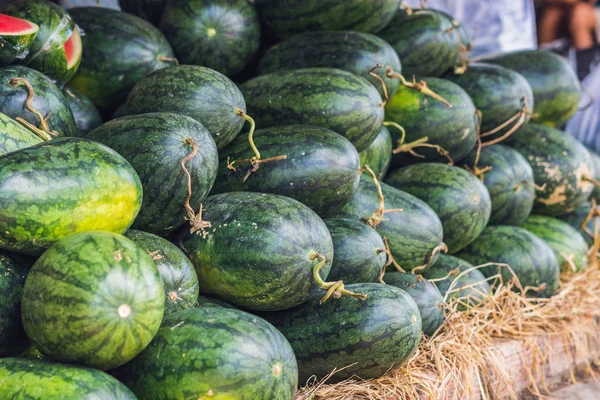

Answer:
[63,26,82,69]
[0,14,38,35]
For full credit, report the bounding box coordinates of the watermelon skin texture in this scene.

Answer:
[0,137,142,255]
[384,77,478,167]
[423,254,490,311]
[240,67,384,152]
[212,125,360,217]
[117,307,298,400]
[359,125,393,180]
[0,65,76,137]
[460,144,535,226]
[324,218,386,284]
[86,112,218,235]
[62,87,102,137]
[445,63,534,141]
[119,0,166,24]
[159,0,261,78]
[0,358,136,399]
[337,174,444,271]
[560,201,597,246]
[384,272,445,336]
[125,65,246,149]
[21,231,165,370]
[179,192,334,311]
[256,0,401,38]
[0,14,39,65]
[456,226,560,298]
[0,251,30,356]
[387,163,492,254]
[0,111,43,155]
[258,30,402,99]
[125,229,199,315]
[264,283,421,383]
[521,215,588,273]
[505,124,594,216]
[67,7,174,110]
[197,294,238,309]
[480,49,580,127]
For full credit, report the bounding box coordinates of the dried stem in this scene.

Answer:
[15,117,52,141]
[9,78,58,137]
[480,95,530,147]
[385,121,454,165]
[368,64,388,107]
[311,253,367,304]
[411,243,448,274]
[385,67,453,108]
[514,180,546,192]
[377,237,405,284]
[157,55,179,66]
[181,138,211,236]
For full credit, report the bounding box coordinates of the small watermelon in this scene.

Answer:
[0,13,39,65]
[359,125,393,180]
[62,87,102,137]
[0,251,30,357]
[0,111,44,155]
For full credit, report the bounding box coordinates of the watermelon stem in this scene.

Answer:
[450,21,471,75]
[368,64,388,107]
[157,55,179,66]
[14,117,52,141]
[412,243,448,274]
[358,165,403,228]
[480,95,530,147]
[377,237,405,284]
[180,138,212,237]
[581,199,600,241]
[441,264,498,303]
[310,252,367,304]
[385,121,454,165]
[514,180,546,192]
[385,67,453,108]
[582,176,600,188]
[400,2,414,15]
[428,267,460,283]
[9,78,58,137]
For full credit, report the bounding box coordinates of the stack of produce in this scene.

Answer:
[0,0,596,398]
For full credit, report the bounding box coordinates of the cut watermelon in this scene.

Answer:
[0,13,39,65]
[63,26,82,70]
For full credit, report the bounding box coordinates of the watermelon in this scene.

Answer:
[2,0,81,86]
[460,144,535,226]
[125,65,246,149]
[359,125,393,180]
[384,272,445,336]
[212,125,360,217]
[0,358,136,399]
[264,283,421,383]
[62,87,102,137]
[479,49,580,127]
[19,345,45,361]
[119,0,166,24]
[456,226,560,298]
[111,103,129,120]
[505,124,594,216]
[159,0,261,77]
[240,68,384,152]
[258,30,402,98]
[197,294,238,309]
[86,112,219,235]
[255,0,401,38]
[0,111,44,155]
[0,13,39,65]
[560,201,598,246]
[386,163,492,254]
[22,231,164,370]
[67,7,174,110]
[434,9,471,70]
[588,149,600,202]
[117,307,298,400]
[0,251,30,356]
[445,63,534,142]
[125,230,200,315]
[0,65,76,137]
[521,215,588,272]
[324,218,387,284]
[0,137,142,255]
[384,77,477,166]
[337,174,445,271]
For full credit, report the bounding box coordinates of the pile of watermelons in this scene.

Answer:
[0,0,598,398]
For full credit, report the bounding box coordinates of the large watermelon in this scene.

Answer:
[125,65,246,149]
[212,125,360,217]
[86,112,219,235]
[0,251,29,356]
[21,231,165,370]
[359,125,393,180]
[0,137,142,255]
[0,13,39,65]
[457,226,560,298]
[0,111,43,155]
[264,283,421,383]
[62,87,102,137]
[386,163,492,254]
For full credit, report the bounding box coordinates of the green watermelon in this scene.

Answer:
[423,254,490,311]
[86,112,218,235]
[521,215,588,272]
[264,283,421,383]
[117,307,298,400]
[22,231,164,370]
[111,103,129,120]
[125,229,199,315]
[2,0,82,86]
[256,0,401,38]
[67,7,174,110]
[212,125,360,217]
[359,125,393,180]
[384,272,445,336]
[0,137,142,255]
[159,0,260,78]
[445,63,534,142]
[505,124,594,216]
[386,163,492,254]
[18,345,45,361]
[433,9,471,70]
[240,68,384,152]
[197,294,238,309]
[0,65,76,137]
[337,174,445,271]
[118,0,166,24]
[324,218,387,284]
[457,226,560,298]
[62,87,102,137]
[0,251,29,356]
[0,111,44,155]
[460,144,535,226]
[180,192,343,311]
[384,77,477,166]
[0,13,39,65]
[560,201,598,246]
[258,30,402,98]
[479,49,580,127]
[588,149,600,202]
[125,65,246,149]
[0,358,136,399]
